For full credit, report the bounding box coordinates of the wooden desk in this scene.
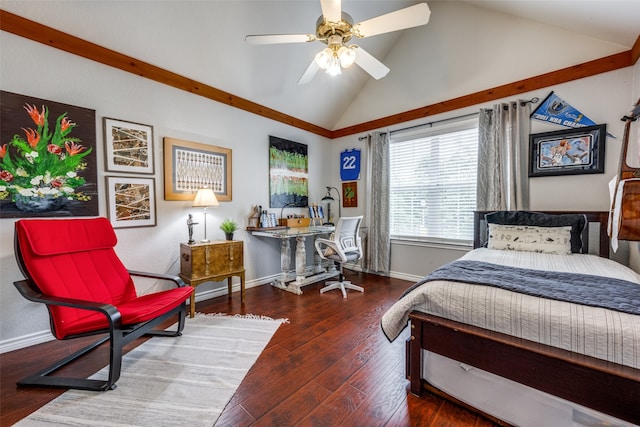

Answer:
[251,226,338,295]
[179,240,245,317]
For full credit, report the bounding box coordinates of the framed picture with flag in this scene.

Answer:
[529,124,606,177]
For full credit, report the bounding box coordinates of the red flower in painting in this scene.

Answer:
[22,128,40,148]
[47,144,62,155]
[24,104,46,126]
[65,141,86,156]
[0,101,92,202]
[0,170,14,182]
[60,117,75,133]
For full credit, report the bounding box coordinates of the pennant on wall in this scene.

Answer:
[530,91,597,129]
[531,91,616,138]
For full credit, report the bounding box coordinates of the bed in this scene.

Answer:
[381,211,640,426]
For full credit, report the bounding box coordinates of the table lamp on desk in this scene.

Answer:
[321,186,341,226]
[279,202,297,226]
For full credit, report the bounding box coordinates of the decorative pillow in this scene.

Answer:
[485,211,586,253]
[487,224,572,255]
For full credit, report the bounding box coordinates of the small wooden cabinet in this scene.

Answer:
[179,240,245,317]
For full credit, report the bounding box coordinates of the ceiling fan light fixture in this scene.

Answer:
[338,46,356,68]
[247,2,432,84]
[315,48,333,69]
[326,57,342,76]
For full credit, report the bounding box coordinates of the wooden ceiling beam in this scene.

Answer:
[331,51,633,138]
[0,10,332,138]
[1,10,637,140]
[631,34,640,65]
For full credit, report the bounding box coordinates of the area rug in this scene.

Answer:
[14,313,286,427]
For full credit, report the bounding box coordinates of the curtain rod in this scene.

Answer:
[358,96,539,141]
[357,112,477,140]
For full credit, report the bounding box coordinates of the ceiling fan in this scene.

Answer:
[245,1,431,84]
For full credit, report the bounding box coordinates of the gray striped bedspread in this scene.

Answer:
[381,248,640,369]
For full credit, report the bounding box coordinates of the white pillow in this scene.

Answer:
[487,224,572,255]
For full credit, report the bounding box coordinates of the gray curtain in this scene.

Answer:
[477,101,531,211]
[365,131,390,273]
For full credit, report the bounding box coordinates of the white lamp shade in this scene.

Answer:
[315,48,333,70]
[192,188,219,207]
[338,46,356,68]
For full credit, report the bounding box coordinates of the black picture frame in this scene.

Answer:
[529,124,607,177]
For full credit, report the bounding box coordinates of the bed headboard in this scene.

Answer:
[473,211,610,257]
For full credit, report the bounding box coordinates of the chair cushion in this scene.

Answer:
[52,286,194,338]
[325,251,361,263]
[16,217,117,255]
[16,219,136,305]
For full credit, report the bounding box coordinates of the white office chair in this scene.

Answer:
[314,216,364,298]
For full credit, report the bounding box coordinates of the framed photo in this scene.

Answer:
[529,124,607,177]
[105,176,157,228]
[163,137,232,201]
[103,117,154,174]
[342,181,358,207]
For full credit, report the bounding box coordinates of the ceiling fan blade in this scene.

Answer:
[298,60,320,85]
[245,34,315,45]
[354,3,431,38]
[353,46,390,80]
[320,0,342,23]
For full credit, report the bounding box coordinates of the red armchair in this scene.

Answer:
[13,217,193,391]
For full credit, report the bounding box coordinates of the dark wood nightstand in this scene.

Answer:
[179,240,245,317]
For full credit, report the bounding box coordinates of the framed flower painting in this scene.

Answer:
[0,91,98,218]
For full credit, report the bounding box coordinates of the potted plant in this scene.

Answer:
[220,218,238,240]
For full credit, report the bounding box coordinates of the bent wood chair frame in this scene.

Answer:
[13,233,188,392]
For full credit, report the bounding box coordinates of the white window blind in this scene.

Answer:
[390,118,479,244]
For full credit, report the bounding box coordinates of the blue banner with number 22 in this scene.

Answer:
[340,149,361,181]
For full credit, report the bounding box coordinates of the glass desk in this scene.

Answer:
[251,226,338,294]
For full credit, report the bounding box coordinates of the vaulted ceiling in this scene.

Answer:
[1,1,639,136]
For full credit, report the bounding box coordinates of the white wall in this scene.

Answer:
[329,0,635,251]
[0,32,332,350]
[328,1,638,281]
[335,1,628,129]
[331,68,636,280]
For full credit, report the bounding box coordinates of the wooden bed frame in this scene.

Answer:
[406,211,640,426]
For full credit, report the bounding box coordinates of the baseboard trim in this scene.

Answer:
[389,271,423,283]
[0,329,54,354]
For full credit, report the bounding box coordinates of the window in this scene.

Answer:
[389,118,479,245]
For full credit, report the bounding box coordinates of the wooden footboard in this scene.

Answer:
[407,311,640,426]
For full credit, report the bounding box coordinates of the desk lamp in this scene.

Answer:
[192,188,219,242]
[321,186,341,226]
[279,202,297,226]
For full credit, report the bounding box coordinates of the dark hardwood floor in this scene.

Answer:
[1,271,499,427]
